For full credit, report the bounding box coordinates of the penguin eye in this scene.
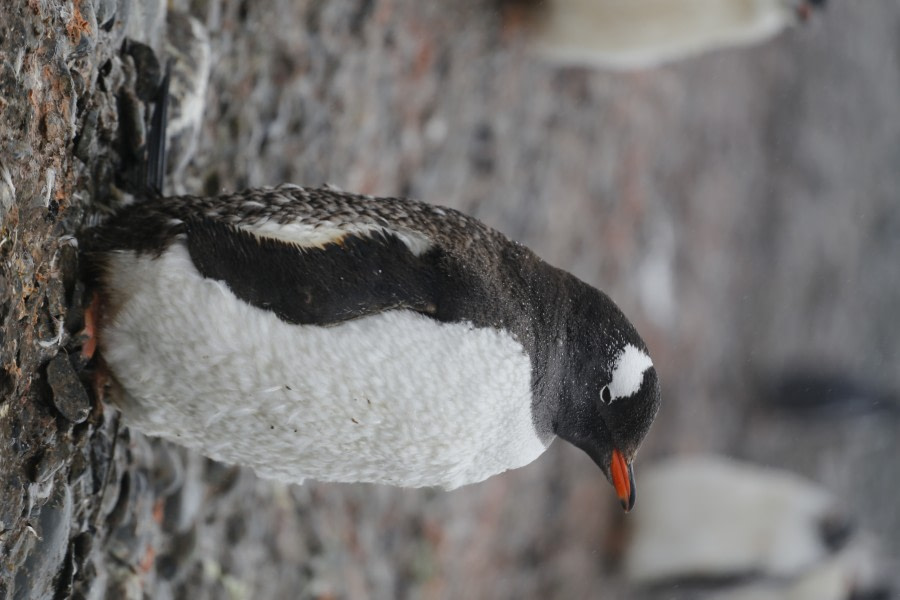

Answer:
[601,385,612,405]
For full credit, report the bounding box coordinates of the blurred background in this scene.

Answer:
[2,0,898,598]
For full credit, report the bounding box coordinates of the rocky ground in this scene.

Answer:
[1,0,898,598]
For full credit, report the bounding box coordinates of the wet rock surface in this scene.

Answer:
[1,0,899,598]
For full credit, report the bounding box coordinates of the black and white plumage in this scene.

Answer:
[82,184,661,509]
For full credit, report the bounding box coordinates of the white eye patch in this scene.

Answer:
[608,344,653,402]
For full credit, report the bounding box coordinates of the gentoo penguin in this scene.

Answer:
[80,80,660,514]
[81,187,661,509]
[523,0,827,71]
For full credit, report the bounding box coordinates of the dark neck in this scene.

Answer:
[424,239,574,443]
[524,267,579,444]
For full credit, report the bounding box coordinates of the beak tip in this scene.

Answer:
[619,483,636,512]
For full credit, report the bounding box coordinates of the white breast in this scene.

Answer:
[100,244,549,489]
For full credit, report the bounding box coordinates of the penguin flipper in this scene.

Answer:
[184,217,443,326]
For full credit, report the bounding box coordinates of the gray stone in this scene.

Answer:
[12,487,73,600]
[123,39,162,102]
[46,354,91,424]
[94,0,117,29]
[74,108,100,165]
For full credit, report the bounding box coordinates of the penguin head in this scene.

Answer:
[553,288,661,512]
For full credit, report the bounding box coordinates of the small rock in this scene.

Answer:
[0,473,26,535]
[122,39,161,102]
[46,353,91,424]
[54,540,77,599]
[96,449,124,519]
[155,525,197,582]
[115,83,148,190]
[27,447,64,485]
[74,108,100,164]
[121,0,166,51]
[162,452,206,534]
[69,31,95,60]
[106,469,156,566]
[150,440,185,497]
[94,0,117,30]
[71,531,94,571]
[63,280,86,347]
[57,240,80,305]
[104,571,144,600]
[13,486,73,600]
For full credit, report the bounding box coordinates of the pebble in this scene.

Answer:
[46,353,91,424]
[155,525,197,582]
[122,39,161,102]
[150,441,185,497]
[93,0,117,30]
[13,486,73,600]
[74,108,100,164]
[162,452,206,534]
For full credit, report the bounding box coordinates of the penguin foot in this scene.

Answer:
[78,293,111,404]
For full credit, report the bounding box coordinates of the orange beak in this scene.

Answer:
[611,449,635,512]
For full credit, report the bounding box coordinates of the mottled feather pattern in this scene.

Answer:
[86,184,503,259]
